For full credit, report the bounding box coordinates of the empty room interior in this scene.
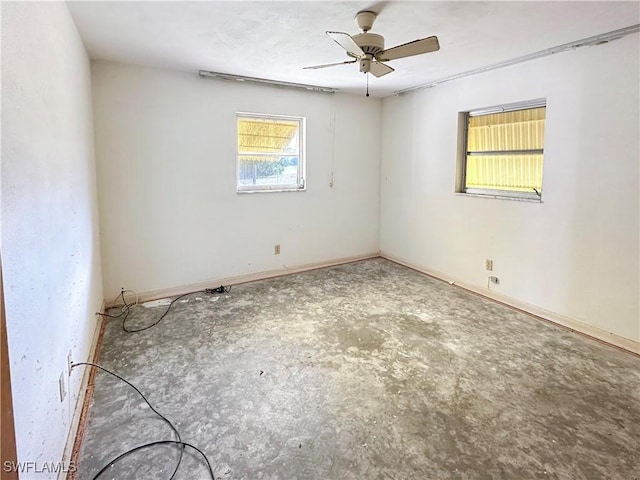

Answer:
[2,1,640,479]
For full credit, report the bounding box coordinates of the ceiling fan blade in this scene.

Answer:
[365,1,388,16]
[377,36,440,61]
[369,61,394,78]
[326,31,365,58]
[303,60,358,70]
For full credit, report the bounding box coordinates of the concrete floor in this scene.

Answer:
[77,259,640,479]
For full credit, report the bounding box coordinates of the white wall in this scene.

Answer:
[1,2,103,474]
[380,35,639,342]
[92,61,381,299]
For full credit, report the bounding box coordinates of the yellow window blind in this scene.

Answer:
[237,117,299,159]
[465,107,545,193]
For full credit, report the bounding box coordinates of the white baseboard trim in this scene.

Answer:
[381,253,639,355]
[106,252,381,308]
[59,307,104,480]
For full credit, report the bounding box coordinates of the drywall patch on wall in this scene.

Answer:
[1,2,104,474]
[91,62,381,299]
[380,35,639,342]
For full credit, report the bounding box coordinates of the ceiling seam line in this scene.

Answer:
[394,23,640,96]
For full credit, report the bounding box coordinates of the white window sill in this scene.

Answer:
[237,187,306,194]
[455,192,542,203]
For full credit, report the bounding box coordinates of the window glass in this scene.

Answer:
[237,114,305,192]
[462,103,546,199]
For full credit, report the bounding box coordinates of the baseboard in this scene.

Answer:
[59,306,106,480]
[106,252,381,308]
[103,250,638,354]
[381,253,639,356]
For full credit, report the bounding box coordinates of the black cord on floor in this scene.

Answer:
[205,285,231,294]
[123,291,204,333]
[97,286,230,333]
[92,441,215,480]
[96,290,133,328]
[72,362,215,480]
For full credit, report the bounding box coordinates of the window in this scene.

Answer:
[236,113,305,193]
[459,100,546,200]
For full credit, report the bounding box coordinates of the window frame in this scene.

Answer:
[236,112,306,194]
[458,99,546,202]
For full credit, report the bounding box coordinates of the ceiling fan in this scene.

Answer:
[304,10,440,80]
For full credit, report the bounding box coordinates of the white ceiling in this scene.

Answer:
[67,1,639,97]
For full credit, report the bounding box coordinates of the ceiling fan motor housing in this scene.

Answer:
[350,33,385,58]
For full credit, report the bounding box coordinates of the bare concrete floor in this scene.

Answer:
[77,259,640,479]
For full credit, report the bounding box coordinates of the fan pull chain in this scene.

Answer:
[366,73,369,97]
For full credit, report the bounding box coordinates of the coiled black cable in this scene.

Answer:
[72,362,214,480]
[97,286,230,333]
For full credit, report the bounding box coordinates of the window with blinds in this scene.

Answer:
[461,100,546,200]
[236,113,305,193]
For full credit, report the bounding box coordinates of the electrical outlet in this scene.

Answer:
[59,372,66,402]
[485,259,493,271]
[274,244,281,255]
[67,351,73,377]
[489,276,499,284]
